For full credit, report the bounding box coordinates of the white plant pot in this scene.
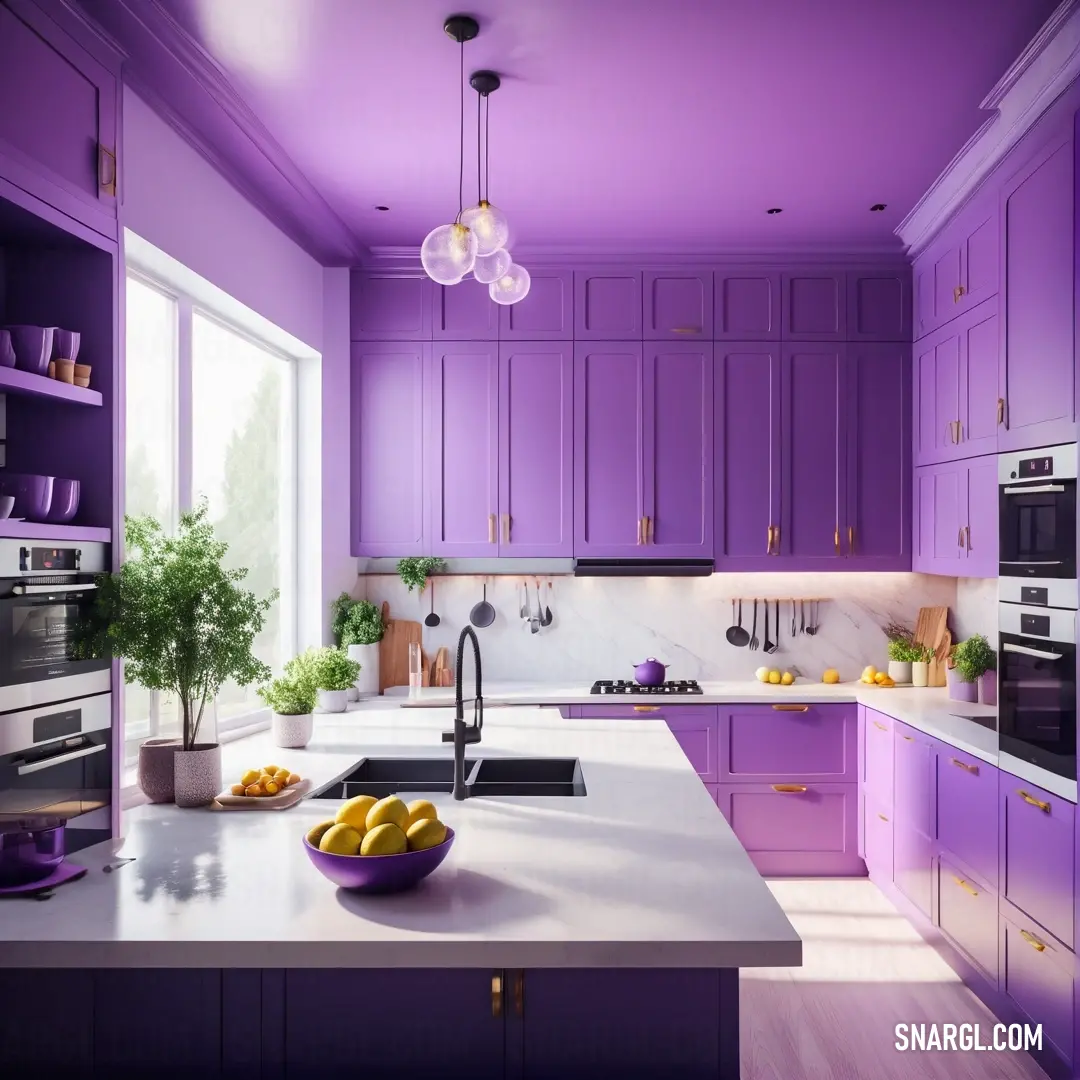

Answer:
[173,744,222,808]
[887,660,912,685]
[317,688,349,713]
[348,643,380,697]
[347,687,359,702]
[272,711,313,749]
[911,661,929,688]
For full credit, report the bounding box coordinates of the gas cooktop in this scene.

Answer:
[590,680,703,695]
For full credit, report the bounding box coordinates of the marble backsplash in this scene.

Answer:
[953,577,999,642]
[357,572,959,683]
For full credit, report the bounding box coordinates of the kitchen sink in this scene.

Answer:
[311,757,585,800]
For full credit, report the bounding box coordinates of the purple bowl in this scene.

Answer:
[0,818,65,887]
[303,827,455,894]
[5,326,54,376]
[0,329,15,369]
[0,496,12,520]
[44,478,79,523]
[52,328,81,363]
[0,473,53,521]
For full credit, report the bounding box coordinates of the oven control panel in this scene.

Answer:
[999,443,1078,484]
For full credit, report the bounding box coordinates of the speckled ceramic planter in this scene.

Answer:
[317,688,349,713]
[272,711,313,749]
[173,744,222,808]
[137,738,181,803]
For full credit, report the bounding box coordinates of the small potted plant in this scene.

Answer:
[337,597,385,697]
[951,634,996,706]
[258,674,317,748]
[911,643,933,688]
[288,646,360,714]
[396,556,445,593]
[883,623,916,684]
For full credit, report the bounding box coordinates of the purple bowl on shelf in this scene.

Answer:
[303,827,455,894]
[0,496,12,520]
[0,818,65,887]
[0,474,53,521]
[5,326,54,376]
[0,329,15,369]
[44,478,79,523]
[51,329,81,363]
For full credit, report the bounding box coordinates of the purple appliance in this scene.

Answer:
[0,818,65,886]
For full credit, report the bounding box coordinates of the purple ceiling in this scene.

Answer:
[120,0,1058,258]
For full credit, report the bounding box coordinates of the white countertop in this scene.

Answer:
[1,708,802,971]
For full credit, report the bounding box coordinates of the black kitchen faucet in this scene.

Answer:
[441,625,483,800]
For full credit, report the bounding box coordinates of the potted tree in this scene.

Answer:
[288,647,360,714]
[80,504,274,806]
[952,634,996,706]
[339,598,385,697]
[259,673,317,748]
[883,623,916,684]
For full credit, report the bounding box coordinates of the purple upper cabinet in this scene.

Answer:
[351,342,427,556]
[780,270,846,341]
[893,723,934,918]
[497,267,573,340]
[574,268,642,340]
[713,343,781,570]
[642,269,713,339]
[846,268,911,342]
[779,343,845,560]
[913,318,961,465]
[642,342,714,557]
[498,343,573,556]
[714,267,781,340]
[573,342,645,555]
[431,280,498,340]
[429,342,499,556]
[0,0,118,238]
[912,460,965,575]
[843,343,910,569]
[350,272,431,340]
[962,455,998,577]
[999,132,1075,452]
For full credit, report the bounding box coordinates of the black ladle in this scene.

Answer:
[469,582,495,628]
[726,599,750,647]
[424,581,440,627]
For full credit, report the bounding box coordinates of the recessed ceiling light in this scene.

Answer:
[870,203,886,212]
[766,207,783,215]
[374,205,390,212]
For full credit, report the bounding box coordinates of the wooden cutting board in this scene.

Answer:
[378,601,423,692]
[929,629,951,688]
[913,606,949,687]
[432,646,454,687]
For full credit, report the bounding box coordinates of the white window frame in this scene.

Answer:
[123,234,306,763]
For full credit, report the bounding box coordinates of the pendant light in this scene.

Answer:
[489,263,531,305]
[461,71,510,258]
[421,16,480,286]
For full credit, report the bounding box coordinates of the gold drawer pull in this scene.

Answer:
[644,515,652,544]
[771,784,807,793]
[834,526,840,554]
[488,513,496,544]
[672,327,700,334]
[772,704,809,712]
[766,524,774,555]
[848,524,855,553]
[873,721,888,731]
[950,757,979,775]
[953,284,965,303]
[491,972,504,1016]
[633,705,659,713]
[512,970,524,1016]
[952,876,978,897]
[877,812,889,822]
[1017,790,1051,813]
[501,513,511,543]
[98,144,117,196]
[1019,929,1046,953]
[901,735,914,741]
[997,397,1005,425]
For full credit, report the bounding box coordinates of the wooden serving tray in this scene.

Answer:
[212,777,313,811]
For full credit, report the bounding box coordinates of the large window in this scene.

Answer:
[123,271,298,760]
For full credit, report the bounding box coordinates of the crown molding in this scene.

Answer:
[897,0,1080,256]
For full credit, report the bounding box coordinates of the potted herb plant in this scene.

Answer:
[951,634,996,706]
[883,623,916,684]
[288,646,360,714]
[336,596,385,697]
[80,503,275,807]
[258,673,317,748]
[911,644,933,688]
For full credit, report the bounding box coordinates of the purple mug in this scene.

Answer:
[0,329,15,369]
[5,326,54,376]
[52,329,81,363]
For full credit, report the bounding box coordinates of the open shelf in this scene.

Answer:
[0,366,102,406]
[0,520,110,542]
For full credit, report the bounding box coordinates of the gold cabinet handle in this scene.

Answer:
[964,525,971,551]
[766,524,774,555]
[636,517,643,545]
[772,704,809,712]
[955,421,963,442]
[644,515,652,544]
[997,397,1005,426]
[98,144,117,196]
[945,421,954,444]
[950,757,979,775]
[772,523,780,551]
[672,327,700,334]
[512,970,524,1016]
[501,513,510,543]
[771,784,807,793]
[1017,790,1051,813]
[873,720,888,731]
[491,972,504,1016]
[834,526,840,554]
[848,524,855,554]
[877,812,889,822]
[902,735,914,741]
[1020,929,1047,952]
[488,513,496,544]
[958,527,964,549]
[952,876,978,897]
[633,705,660,712]
[953,284,965,303]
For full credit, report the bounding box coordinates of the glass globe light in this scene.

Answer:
[460,200,510,256]
[488,263,531,305]
[472,247,512,285]
[421,223,477,285]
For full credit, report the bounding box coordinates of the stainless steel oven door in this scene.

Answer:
[998,445,1077,580]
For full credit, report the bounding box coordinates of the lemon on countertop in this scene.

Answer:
[768,670,781,684]
[780,671,795,685]
[361,822,408,856]
[336,794,377,831]
[406,799,439,829]
[319,823,363,856]
[306,820,336,849]
[407,818,447,852]
[822,669,840,684]
[755,666,771,683]
[366,795,410,833]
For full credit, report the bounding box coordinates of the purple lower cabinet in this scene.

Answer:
[705,781,721,808]
[892,724,934,918]
[518,968,737,1080]
[864,795,893,883]
[0,969,94,1073]
[498,268,573,340]
[934,744,998,890]
[863,709,894,808]
[937,855,998,982]
[663,707,719,783]
[1000,776,1075,949]
[719,782,864,876]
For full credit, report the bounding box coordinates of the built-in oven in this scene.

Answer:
[0,692,112,853]
[0,539,110,712]
[998,445,1077,604]
[998,602,1077,802]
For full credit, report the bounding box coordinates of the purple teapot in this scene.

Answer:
[633,658,669,686]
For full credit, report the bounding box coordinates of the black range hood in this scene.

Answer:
[573,558,714,578]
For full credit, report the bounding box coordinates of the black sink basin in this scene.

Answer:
[469,757,586,796]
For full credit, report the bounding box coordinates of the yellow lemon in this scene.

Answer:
[264,765,280,776]
[230,783,246,796]
[240,769,260,787]
[874,671,888,685]
[879,675,895,687]
[406,799,439,829]
[286,772,302,787]
[768,670,781,684]
[319,823,363,856]
[366,795,410,833]
[360,822,408,856]
[306,820,336,848]
[861,666,877,681]
[755,666,770,683]
[245,783,264,797]
[780,672,794,685]
[407,818,447,852]
[264,780,280,796]
[336,794,377,831]
[822,669,840,684]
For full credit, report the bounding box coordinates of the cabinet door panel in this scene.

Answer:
[893,724,933,917]
[847,269,911,341]
[865,798,893,883]
[499,268,572,339]
[963,455,998,577]
[864,709,894,810]
[350,273,430,339]
[643,270,712,339]
[938,856,998,981]
[912,461,965,575]
[933,245,962,329]
[959,209,998,313]
[714,343,780,569]
[958,298,1000,456]
[643,342,713,556]
[430,343,499,556]
[914,325,960,465]
[500,343,573,556]
[573,342,644,555]
[665,709,719,783]
[574,269,642,339]
[714,268,780,340]
[934,746,997,889]
[719,704,856,782]
[781,271,846,340]
[432,280,498,339]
